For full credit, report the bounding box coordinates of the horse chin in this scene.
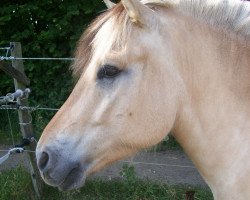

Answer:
[58,166,87,191]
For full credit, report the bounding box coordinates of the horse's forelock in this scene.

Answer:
[71,3,128,79]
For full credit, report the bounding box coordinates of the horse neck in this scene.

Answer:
[164,11,250,199]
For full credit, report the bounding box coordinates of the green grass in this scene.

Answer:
[0,167,33,200]
[43,180,213,200]
[0,166,213,200]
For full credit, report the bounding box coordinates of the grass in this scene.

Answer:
[0,167,33,200]
[43,180,213,200]
[0,166,213,200]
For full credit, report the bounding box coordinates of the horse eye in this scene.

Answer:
[97,65,121,79]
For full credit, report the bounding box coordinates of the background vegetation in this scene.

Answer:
[0,0,107,141]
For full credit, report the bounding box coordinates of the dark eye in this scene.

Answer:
[97,65,121,79]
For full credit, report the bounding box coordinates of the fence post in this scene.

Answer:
[0,60,30,85]
[10,42,44,199]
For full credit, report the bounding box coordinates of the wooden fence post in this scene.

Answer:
[10,42,44,199]
[0,60,30,85]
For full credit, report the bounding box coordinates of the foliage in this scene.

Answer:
[0,166,32,200]
[0,166,213,200]
[0,1,106,139]
[151,135,182,152]
[0,110,20,144]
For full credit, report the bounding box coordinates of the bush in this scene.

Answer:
[0,1,105,139]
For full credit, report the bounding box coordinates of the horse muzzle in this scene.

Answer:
[36,146,88,191]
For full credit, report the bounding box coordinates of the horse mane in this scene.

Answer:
[144,0,250,36]
[72,0,250,78]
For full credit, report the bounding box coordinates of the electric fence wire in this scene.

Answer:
[0,56,76,61]
[0,45,75,61]
[0,105,59,112]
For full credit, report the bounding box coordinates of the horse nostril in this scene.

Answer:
[38,152,49,171]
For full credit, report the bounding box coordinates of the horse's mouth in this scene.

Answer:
[58,166,87,191]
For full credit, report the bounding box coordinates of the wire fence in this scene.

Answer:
[0,88,59,158]
[0,45,76,61]
[0,105,59,112]
[0,47,10,50]
[1,56,76,61]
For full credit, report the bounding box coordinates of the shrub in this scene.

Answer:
[0,1,105,138]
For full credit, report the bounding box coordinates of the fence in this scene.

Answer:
[0,42,51,200]
[0,42,76,199]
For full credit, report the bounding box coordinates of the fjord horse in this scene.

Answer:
[36,0,250,199]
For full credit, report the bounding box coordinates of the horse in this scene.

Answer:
[36,0,250,199]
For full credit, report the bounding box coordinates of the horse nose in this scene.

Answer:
[37,151,50,172]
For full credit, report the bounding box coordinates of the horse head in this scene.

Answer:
[36,0,181,191]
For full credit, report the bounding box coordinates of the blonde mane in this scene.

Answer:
[72,0,250,77]
[144,0,250,36]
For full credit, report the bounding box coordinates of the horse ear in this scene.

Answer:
[121,0,154,27]
[103,0,116,9]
